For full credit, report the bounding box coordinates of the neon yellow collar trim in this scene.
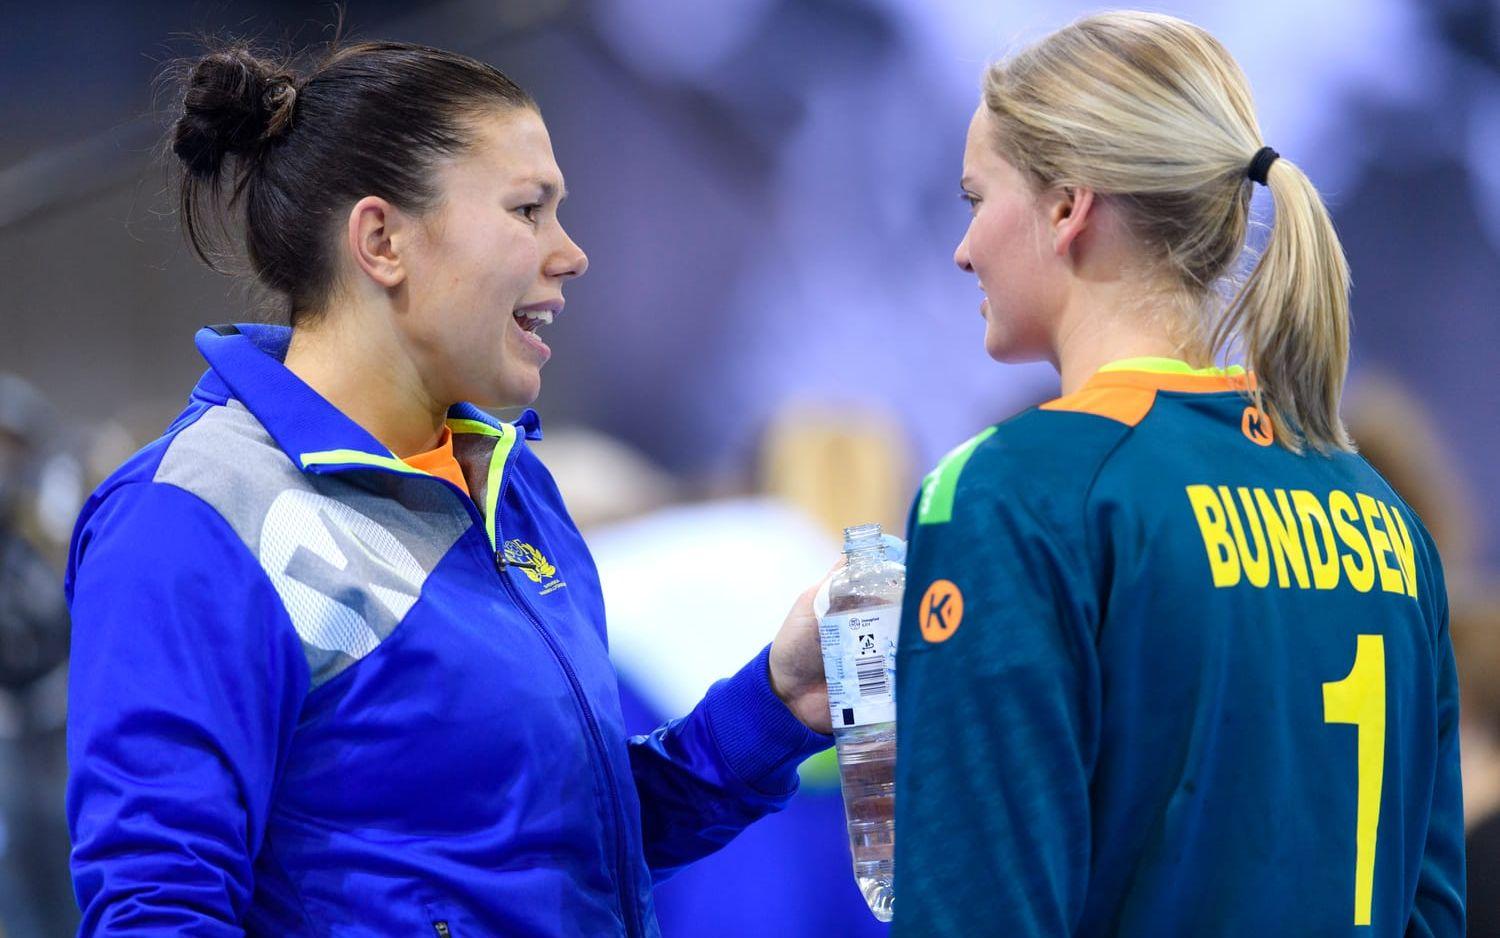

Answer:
[446,417,509,438]
[1098,356,1246,378]
[301,419,510,475]
[300,449,417,474]
[448,418,517,549]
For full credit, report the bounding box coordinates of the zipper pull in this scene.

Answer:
[433,922,452,938]
[495,549,537,572]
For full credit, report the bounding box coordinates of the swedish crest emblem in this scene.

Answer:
[503,539,565,594]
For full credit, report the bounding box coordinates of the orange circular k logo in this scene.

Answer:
[919,580,965,643]
[1241,406,1274,446]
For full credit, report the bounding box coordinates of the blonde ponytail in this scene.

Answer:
[1214,157,1352,452]
[982,11,1354,452]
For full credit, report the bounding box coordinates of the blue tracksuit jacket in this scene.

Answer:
[64,323,831,936]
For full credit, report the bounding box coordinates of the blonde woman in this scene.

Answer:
[895,12,1462,936]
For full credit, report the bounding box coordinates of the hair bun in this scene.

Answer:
[172,46,298,179]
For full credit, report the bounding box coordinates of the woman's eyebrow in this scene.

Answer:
[512,177,568,203]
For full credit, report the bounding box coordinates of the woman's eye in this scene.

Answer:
[517,203,543,223]
[960,191,980,213]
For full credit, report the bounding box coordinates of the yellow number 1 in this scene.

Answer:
[1322,634,1386,926]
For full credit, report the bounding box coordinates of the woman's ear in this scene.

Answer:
[346,195,408,289]
[1048,185,1097,258]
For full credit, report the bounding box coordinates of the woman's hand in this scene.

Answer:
[768,567,840,736]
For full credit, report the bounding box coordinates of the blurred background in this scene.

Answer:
[2,0,1498,934]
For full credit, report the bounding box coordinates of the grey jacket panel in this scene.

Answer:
[153,400,474,688]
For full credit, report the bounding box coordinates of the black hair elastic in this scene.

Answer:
[1247,146,1279,185]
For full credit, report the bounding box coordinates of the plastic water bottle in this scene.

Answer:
[818,522,903,922]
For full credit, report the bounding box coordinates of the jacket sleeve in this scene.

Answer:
[65,482,309,935]
[1407,569,1466,937]
[626,643,832,880]
[893,454,1099,937]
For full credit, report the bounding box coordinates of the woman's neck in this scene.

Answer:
[1051,280,1198,395]
[283,312,448,458]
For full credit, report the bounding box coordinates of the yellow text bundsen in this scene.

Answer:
[1185,485,1417,598]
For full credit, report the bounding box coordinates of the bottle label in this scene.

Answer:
[818,603,899,728]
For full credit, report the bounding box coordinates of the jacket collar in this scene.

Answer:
[191,323,542,471]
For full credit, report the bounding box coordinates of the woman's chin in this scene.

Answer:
[507,375,544,408]
[983,332,1021,363]
[985,337,1049,366]
[467,374,541,411]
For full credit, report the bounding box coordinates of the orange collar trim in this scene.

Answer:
[1040,359,1256,427]
[1083,357,1256,393]
[1080,368,1256,394]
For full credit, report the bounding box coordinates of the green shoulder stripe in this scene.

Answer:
[917,426,998,525]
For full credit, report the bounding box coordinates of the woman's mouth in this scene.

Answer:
[513,308,554,332]
[512,306,556,361]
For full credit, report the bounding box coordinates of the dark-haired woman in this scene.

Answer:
[65,42,834,936]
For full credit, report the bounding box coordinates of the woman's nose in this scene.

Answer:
[954,234,974,273]
[549,226,588,280]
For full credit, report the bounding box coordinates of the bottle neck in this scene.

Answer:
[843,522,887,569]
[845,544,888,568]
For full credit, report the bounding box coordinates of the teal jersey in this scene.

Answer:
[893,360,1464,937]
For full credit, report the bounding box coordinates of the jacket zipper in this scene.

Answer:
[305,442,642,936]
[486,444,642,938]
[496,568,639,935]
